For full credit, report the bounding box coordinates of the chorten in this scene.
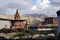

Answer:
[10,9,26,29]
[14,9,20,20]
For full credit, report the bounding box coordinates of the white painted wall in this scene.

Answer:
[0,20,11,29]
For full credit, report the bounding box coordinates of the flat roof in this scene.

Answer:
[0,18,26,21]
[10,20,26,22]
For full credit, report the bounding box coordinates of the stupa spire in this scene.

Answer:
[14,9,20,20]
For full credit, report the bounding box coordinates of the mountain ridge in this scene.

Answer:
[23,14,49,18]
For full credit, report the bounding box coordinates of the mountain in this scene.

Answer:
[23,14,49,18]
[0,14,14,19]
[0,13,48,20]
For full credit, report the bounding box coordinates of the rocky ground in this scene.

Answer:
[0,33,58,40]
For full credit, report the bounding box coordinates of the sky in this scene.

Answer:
[0,0,60,17]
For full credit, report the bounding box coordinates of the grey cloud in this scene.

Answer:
[0,0,59,17]
[49,0,60,6]
[0,0,33,14]
[50,2,60,6]
[6,3,32,10]
[5,0,33,9]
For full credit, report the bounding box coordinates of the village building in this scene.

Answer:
[0,9,29,30]
[0,9,58,32]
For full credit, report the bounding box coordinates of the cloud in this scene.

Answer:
[49,0,60,6]
[30,0,60,17]
[0,0,33,14]
[31,5,37,10]
[0,0,59,17]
